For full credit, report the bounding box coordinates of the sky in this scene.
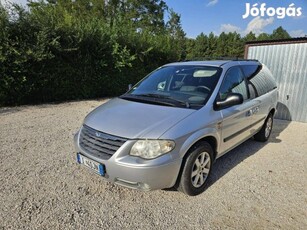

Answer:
[1,0,307,38]
[164,0,307,37]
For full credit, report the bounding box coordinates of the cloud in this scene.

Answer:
[219,17,274,36]
[219,24,242,33]
[293,14,306,20]
[244,16,274,35]
[1,0,28,6]
[207,0,218,7]
[290,30,306,38]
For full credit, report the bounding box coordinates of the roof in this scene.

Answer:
[245,37,307,46]
[165,60,259,67]
[244,37,307,58]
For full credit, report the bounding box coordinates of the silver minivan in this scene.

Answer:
[74,60,278,196]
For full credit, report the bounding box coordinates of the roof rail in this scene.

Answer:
[232,58,259,62]
[184,57,259,62]
[185,57,235,61]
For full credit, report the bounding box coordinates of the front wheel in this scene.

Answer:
[254,113,273,142]
[177,141,213,196]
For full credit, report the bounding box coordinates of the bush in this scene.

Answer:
[0,1,181,106]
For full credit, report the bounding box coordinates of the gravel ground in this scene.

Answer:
[0,99,306,229]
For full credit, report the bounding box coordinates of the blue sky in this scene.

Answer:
[1,0,307,37]
[164,0,307,37]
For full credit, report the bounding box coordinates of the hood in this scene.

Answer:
[83,98,195,139]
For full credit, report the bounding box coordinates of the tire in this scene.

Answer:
[178,141,213,196]
[254,113,273,142]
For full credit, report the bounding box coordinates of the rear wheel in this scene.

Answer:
[254,113,273,142]
[178,141,213,196]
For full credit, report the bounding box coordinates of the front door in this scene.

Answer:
[218,66,254,154]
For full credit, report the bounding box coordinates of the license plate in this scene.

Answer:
[77,153,105,176]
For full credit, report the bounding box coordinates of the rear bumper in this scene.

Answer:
[74,131,182,190]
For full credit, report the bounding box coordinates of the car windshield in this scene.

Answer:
[120,65,222,109]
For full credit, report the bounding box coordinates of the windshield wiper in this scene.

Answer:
[135,93,190,108]
[119,94,177,107]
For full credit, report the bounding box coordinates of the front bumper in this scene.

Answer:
[74,130,182,191]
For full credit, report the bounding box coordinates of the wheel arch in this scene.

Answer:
[174,133,219,188]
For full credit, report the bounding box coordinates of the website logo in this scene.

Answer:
[243,3,303,19]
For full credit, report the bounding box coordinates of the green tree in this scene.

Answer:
[257,33,270,41]
[166,9,186,60]
[185,38,196,60]
[224,32,243,58]
[270,26,291,40]
[244,31,257,42]
[193,33,208,58]
[166,9,185,39]
[206,32,218,57]
[216,32,228,57]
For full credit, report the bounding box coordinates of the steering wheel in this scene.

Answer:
[195,86,211,94]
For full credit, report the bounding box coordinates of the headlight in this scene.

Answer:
[130,140,175,159]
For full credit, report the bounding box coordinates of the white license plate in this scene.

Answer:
[77,154,105,176]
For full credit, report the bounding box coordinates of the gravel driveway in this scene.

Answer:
[0,99,306,229]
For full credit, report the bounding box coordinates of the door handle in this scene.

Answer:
[254,106,259,114]
[247,106,260,117]
[246,110,252,116]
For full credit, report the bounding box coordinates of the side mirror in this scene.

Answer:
[128,84,132,91]
[214,93,243,110]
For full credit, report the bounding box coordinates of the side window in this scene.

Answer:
[242,65,277,98]
[241,65,261,99]
[219,66,248,101]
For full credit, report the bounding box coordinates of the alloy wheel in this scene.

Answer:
[265,117,273,138]
[191,152,211,188]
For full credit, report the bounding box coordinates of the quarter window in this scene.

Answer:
[241,65,277,98]
[219,66,248,101]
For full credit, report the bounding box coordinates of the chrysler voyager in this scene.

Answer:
[74,60,278,196]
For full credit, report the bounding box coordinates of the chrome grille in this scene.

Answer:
[79,125,127,160]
